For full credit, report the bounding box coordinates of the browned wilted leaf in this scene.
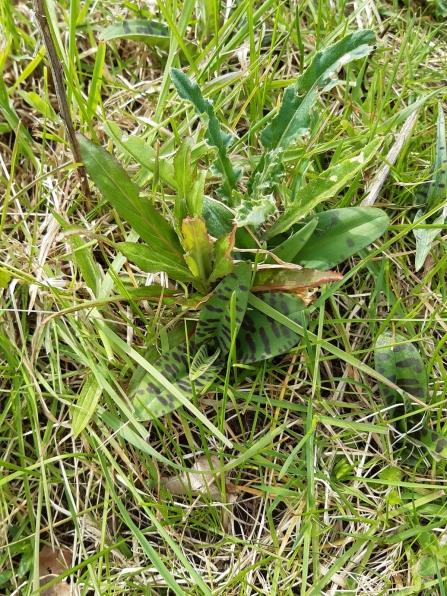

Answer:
[161,455,239,503]
[39,546,78,596]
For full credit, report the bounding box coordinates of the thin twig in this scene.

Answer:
[32,0,91,204]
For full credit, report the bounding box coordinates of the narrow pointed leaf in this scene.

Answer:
[195,262,252,355]
[77,134,184,260]
[236,292,307,364]
[290,207,390,269]
[171,68,241,201]
[181,217,214,283]
[103,121,177,189]
[72,374,103,437]
[209,225,236,282]
[117,242,193,281]
[174,137,195,199]
[263,139,383,240]
[414,209,446,272]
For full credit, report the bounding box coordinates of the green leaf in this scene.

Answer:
[186,168,206,218]
[263,138,383,240]
[202,197,258,250]
[174,137,195,200]
[189,344,221,381]
[267,219,318,264]
[374,331,428,423]
[77,134,184,261]
[181,217,214,289]
[209,226,236,282]
[103,121,177,189]
[0,570,13,587]
[72,374,103,437]
[252,268,343,293]
[117,242,193,282]
[17,90,58,122]
[414,209,446,272]
[261,30,376,151]
[195,262,252,355]
[237,148,284,227]
[70,234,101,297]
[171,68,241,201]
[132,342,217,420]
[413,103,447,271]
[290,207,390,269]
[236,292,307,364]
[0,269,11,288]
[99,19,171,49]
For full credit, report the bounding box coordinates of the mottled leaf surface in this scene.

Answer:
[195,262,252,354]
[374,331,447,459]
[189,344,221,381]
[99,19,170,48]
[252,268,343,293]
[132,342,217,420]
[267,219,318,264]
[236,293,306,363]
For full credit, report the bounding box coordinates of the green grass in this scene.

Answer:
[1,0,447,594]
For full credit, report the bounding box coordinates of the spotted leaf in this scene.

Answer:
[132,342,218,420]
[195,262,252,355]
[374,331,447,460]
[189,345,221,381]
[236,292,307,364]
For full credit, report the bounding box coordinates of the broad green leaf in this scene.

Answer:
[252,268,343,293]
[189,344,221,381]
[267,218,318,263]
[132,343,217,420]
[72,374,103,437]
[171,68,241,201]
[195,262,252,355]
[236,292,307,364]
[174,137,195,200]
[17,90,58,122]
[290,207,390,269]
[70,234,101,297]
[263,138,383,240]
[209,225,236,282]
[202,197,258,250]
[77,134,184,262]
[261,30,376,151]
[181,217,214,289]
[99,19,171,49]
[103,121,177,189]
[117,242,193,282]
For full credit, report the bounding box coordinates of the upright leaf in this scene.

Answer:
[209,225,236,282]
[413,104,447,271]
[72,374,103,437]
[171,68,241,201]
[263,138,383,240]
[261,30,376,151]
[181,217,214,290]
[77,135,185,262]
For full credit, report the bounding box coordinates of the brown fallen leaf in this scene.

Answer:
[39,546,78,596]
[161,455,239,503]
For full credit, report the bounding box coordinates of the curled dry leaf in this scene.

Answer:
[39,546,78,596]
[161,455,239,503]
